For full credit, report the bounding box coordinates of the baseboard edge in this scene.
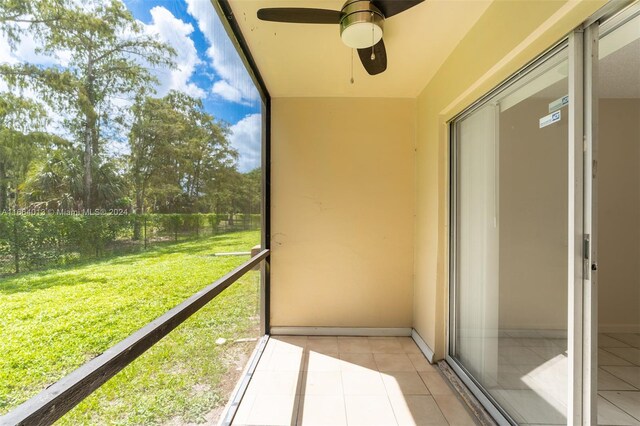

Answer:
[411,329,436,363]
[269,326,412,337]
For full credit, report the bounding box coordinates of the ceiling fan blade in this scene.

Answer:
[358,39,387,75]
[371,0,424,18]
[257,8,341,24]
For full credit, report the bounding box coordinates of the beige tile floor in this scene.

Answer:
[598,333,640,425]
[231,336,478,426]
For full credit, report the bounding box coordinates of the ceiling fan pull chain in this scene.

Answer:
[370,13,376,61]
[350,48,354,84]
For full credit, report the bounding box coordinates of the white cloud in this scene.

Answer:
[212,80,244,104]
[229,113,261,172]
[0,33,19,65]
[0,23,67,67]
[143,6,205,98]
[185,0,260,105]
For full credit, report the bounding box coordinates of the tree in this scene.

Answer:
[129,93,185,217]
[21,141,83,210]
[0,0,175,209]
[129,92,238,217]
[0,93,48,211]
[178,96,236,213]
[0,0,65,48]
[244,168,262,215]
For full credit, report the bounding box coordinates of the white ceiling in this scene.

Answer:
[228,0,492,98]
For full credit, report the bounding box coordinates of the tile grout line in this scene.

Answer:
[600,335,632,348]
[597,390,640,423]
[600,346,640,366]
[337,351,349,426]
[599,334,640,423]
[598,352,633,369]
[369,336,395,426]
[379,367,403,426]
[420,369,455,425]
[412,359,454,423]
[599,366,640,391]
[603,333,640,348]
[371,336,408,426]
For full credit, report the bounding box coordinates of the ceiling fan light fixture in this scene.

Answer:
[257,0,429,75]
[340,1,384,49]
[341,20,383,49]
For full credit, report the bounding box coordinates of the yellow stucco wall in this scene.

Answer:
[270,98,416,328]
[413,0,607,359]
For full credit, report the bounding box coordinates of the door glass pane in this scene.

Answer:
[453,49,569,424]
[596,12,640,424]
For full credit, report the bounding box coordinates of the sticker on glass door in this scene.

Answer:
[539,110,561,128]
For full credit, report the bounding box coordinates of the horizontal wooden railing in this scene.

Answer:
[0,249,270,426]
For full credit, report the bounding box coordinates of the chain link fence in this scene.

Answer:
[0,212,261,276]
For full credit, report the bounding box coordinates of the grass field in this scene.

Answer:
[0,230,262,424]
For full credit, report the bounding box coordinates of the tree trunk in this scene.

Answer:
[83,127,92,209]
[81,53,97,210]
[0,161,7,212]
[133,186,144,240]
[132,214,140,241]
[13,217,19,273]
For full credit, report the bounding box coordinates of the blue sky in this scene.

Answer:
[124,0,260,125]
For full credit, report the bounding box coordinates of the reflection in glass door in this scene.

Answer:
[449,46,573,424]
[594,8,640,425]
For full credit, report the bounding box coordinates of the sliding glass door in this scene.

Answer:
[590,5,640,425]
[451,45,572,424]
[449,3,640,424]
[448,31,589,424]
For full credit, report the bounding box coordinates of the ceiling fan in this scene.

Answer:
[257,0,424,75]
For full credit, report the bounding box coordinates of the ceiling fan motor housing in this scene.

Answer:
[340,0,384,49]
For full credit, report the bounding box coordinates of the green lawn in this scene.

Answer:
[0,230,262,424]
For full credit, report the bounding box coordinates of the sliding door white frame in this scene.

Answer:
[582,3,640,423]
[568,29,585,426]
[582,21,598,426]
